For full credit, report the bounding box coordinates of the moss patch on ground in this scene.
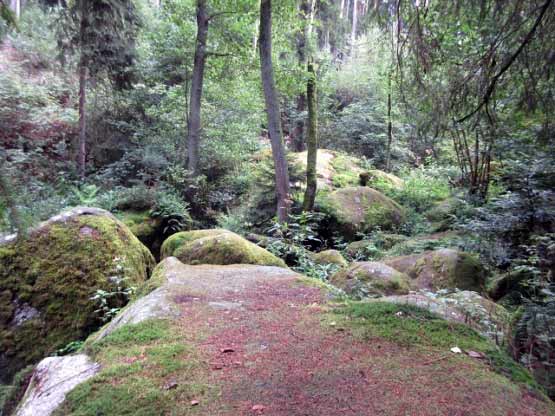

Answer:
[331,301,545,395]
[0,214,155,382]
[54,319,215,416]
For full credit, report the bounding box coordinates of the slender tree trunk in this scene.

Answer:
[77,5,88,179]
[292,0,310,152]
[9,0,20,19]
[259,0,290,222]
[303,60,318,211]
[339,0,345,18]
[385,71,392,171]
[351,0,358,54]
[0,159,25,237]
[187,0,208,176]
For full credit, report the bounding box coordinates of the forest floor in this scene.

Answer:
[164,266,553,416]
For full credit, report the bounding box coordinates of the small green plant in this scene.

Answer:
[71,184,99,206]
[55,340,85,356]
[149,190,192,235]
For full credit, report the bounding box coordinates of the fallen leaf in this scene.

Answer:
[252,404,265,412]
[467,350,485,359]
[450,346,462,354]
[221,347,235,353]
[190,400,199,406]
[163,381,178,390]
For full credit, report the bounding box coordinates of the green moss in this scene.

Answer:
[330,154,362,188]
[55,320,215,416]
[0,214,155,382]
[117,211,159,241]
[330,262,410,299]
[161,229,229,258]
[162,229,286,267]
[331,301,545,394]
[313,250,348,267]
[318,187,405,240]
[131,262,168,301]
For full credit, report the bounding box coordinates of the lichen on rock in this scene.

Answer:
[161,229,286,267]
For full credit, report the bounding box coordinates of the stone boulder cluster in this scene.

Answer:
[0,150,549,414]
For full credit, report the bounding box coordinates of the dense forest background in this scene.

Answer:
[0,0,554,401]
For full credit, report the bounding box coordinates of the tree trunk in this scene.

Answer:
[187,0,209,176]
[77,5,88,179]
[302,61,318,211]
[385,71,392,171]
[351,0,358,54]
[259,0,290,222]
[339,0,345,18]
[292,0,310,152]
[9,0,20,19]
[0,159,25,237]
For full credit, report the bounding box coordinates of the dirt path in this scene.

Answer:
[165,262,553,416]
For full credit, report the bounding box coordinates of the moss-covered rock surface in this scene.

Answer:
[318,186,405,240]
[161,229,286,267]
[0,207,154,382]
[385,248,486,292]
[330,261,411,299]
[10,258,554,416]
[312,249,348,267]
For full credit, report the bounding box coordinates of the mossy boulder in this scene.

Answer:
[0,207,154,383]
[425,198,460,232]
[117,210,163,258]
[362,169,405,190]
[294,149,365,190]
[161,229,286,267]
[330,261,411,299]
[312,250,348,267]
[378,290,510,342]
[384,248,486,292]
[318,187,405,240]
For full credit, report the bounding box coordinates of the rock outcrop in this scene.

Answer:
[0,207,154,382]
[319,187,405,240]
[330,261,411,299]
[161,229,286,267]
[384,248,486,292]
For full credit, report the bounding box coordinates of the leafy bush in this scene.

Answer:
[149,189,192,235]
[390,165,453,212]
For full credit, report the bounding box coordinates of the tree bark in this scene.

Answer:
[302,61,318,211]
[0,158,25,237]
[385,71,392,171]
[187,0,209,176]
[77,2,88,179]
[339,0,345,18]
[292,0,310,152]
[351,0,358,54]
[259,0,290,222]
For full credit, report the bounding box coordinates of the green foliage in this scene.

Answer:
[149,190,192,235]
[388,166,453,213]
[71,184,100,206]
